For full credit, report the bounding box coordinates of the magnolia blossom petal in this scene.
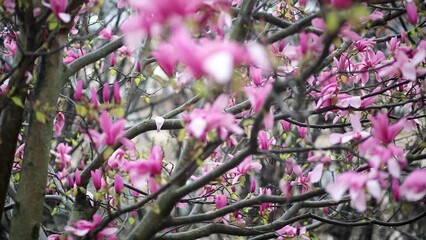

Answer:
[154,116,165,132]
[263,108,274,129]
[326,180,348,201]
[406,1,418,24]
[202,51,234,84]
[350,188,367,212]
[309,164,323,183]
[366,180,381,200]
[188,118,207,138]
[329,133,343,144]
[58,12,71,23]
[64,226,90,236]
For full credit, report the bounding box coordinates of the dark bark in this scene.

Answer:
[9,33,66,240]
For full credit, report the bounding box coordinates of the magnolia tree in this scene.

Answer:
[0,0,425,239]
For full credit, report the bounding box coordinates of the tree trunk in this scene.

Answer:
[9,33,66,240]
[0,30,36,219]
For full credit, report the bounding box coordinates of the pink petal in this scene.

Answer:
[188,118,207,138]
[366,180,381,200]
[406,1,418,24]
[309,164,323,183]
[202,51,234,84]
[58,12,71,23]
[154,117,165,132]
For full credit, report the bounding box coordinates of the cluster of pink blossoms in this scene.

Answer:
[184,94,243,140]
[325,112,426,212]
[124,145,164,190]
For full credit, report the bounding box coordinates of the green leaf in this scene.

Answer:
[47,14,59,30]
[76,104,87,117]
[152,203,161,214]
[11,96,24,108]
[51,207,58,216]
[135,74,145,86]
[178,129,186,142]
[110,68,117,76]
[35,111,47,124]
[326,12,340,34]
[348,5,369,24]
[110,107,125,118]
[103,147,114,160]
[193,81,207,97]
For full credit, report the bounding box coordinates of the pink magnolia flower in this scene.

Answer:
[4,39,16,58]
[0,79,9,95]
[75,169,81,186]
[91,169,102,191]
[312,18,360,41]
[107,149,126,169]
[290,171,313,194]
[124,146,164,189]
[155,26,252,84]
[259,188,273,216]
[109,53,116,67]
[354,38,376,52]
[257,130,276,150]
[99,26,113,40]
[405,1,418,24]
[152,43,178,77]
[3,0,15,13]
[184,94,243,140]
[87,111,133,149]
[249,66,265,86]
[370,112,405,144]
[330,113,370,144]
[355,49,385,84]
[102,83,110,103]
[54,112,65,137]
[379,49,426,82]
[74,80,84,101]
[148,177,161,194]
[117,0,126,8]
[51,143,72,169]
[263,108,275,129]
[326,172,381,212]
[296,126,307,138]
[114,174,124,194]
[65,214,117,239]
[400,169,426,201]
[215,194,227,209]
[43,0,71,23]
[392,178,401,201]
[113,81,121,104]
[309,164,324,184]
[231,155,262,184]
[250,178,257,193]
[360,140,406,178]
[64,49,85,64]
[90,87,100,109]
[135,60,142,73]
[280,120,291,131]
[386,36,410,56]
[15,143,25,158]
[331,0,352,8]
[47,234,62,240]
[280,179,292,198]
[276,225,309,240]
[244,83,273,113]
[313,83,360,110]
